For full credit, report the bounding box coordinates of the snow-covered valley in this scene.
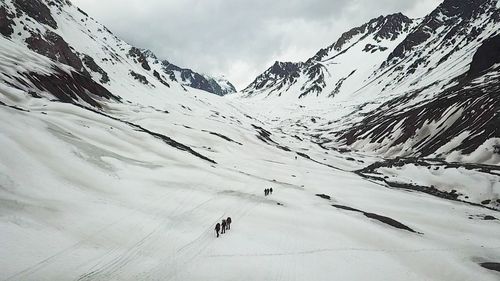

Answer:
[1,0,500,280]
[2,92,500,281]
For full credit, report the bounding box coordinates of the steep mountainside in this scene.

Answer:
[242,13,417,99]
[0,0,235,99]
[242,0,500,165]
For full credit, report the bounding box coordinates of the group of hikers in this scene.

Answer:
[264,187,273,196]
[214,187,275,237]
[214,217,231,238]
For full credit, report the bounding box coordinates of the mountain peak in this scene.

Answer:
[332,12,413,53]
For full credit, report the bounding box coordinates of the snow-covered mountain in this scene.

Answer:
[241,0,500,165]
[243,12,417,99]
[0,0,235,99]
[1,0,500,280]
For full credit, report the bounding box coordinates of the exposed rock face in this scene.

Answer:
[128,47,151,71]
[153,70,170,87]
[0,6,15,38]
[24,68,120,108]
[468,34,500,78]
[336,70,500,158]
[82,54,110,84]
[243,61,302,96]
[384,0,498,67]
[13,0,57,29]
[328,13,413,56]
[161,61,236,96]
[129,70,153,87]
[26,31,89,77]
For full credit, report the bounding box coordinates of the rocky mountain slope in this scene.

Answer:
[0,0,235,100]
[242,0,500,165]
[242,12,417,99]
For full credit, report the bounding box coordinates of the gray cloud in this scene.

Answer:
[72,0,441,89]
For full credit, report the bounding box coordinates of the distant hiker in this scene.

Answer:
[295,156,298,160]
[270,188,273,194]
[215,223,221,238]
[264,189,268,196]
[226,217,232,230]
[221,219,227,234]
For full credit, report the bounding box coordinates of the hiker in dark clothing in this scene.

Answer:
[226,217,232,230]
[215,223,221,237]
[221,219,226,234]
[264,189,268,196]
[270,188,273,194]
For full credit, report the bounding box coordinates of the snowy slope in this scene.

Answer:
[239,0,500,165]
[2,81,500,281]
[242,13,417,100]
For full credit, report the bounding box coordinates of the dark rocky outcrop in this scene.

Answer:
[316,194,331,200]
[468,34,500,78]
[252,124,277,145]
[480,262,500,273]
[82,54,110,83]
[161,61,236,96]
[13,0,58,29]
[332,13,412,54]
[243,61,302,95]
[153,70,170,87]
[202,130,242,145]
[205,77,237,96]
[21,68,120,108]
[128,47,151,71]
[129,70,153,86]
[0,6,15,38]
[26,31,89,77]
[363,44,388,53]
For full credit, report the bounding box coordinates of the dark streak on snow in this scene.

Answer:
[0,100,30,112]
[332,204,420,234]
[480,262,500,273]
[252,124,277,145]
[71,103,217,164]
[202,130,243,145]
[316,194,331,200]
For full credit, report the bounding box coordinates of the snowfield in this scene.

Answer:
[1,93,499,281]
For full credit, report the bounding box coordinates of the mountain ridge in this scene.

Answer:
[0,0,236,98]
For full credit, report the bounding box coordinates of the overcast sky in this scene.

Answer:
[72,0,441,89]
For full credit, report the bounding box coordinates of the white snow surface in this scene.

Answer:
[2,95,500,281]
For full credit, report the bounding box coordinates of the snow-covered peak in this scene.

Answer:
[312,12,414,62]
[241,12,417,99]
[0,0,235,99]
